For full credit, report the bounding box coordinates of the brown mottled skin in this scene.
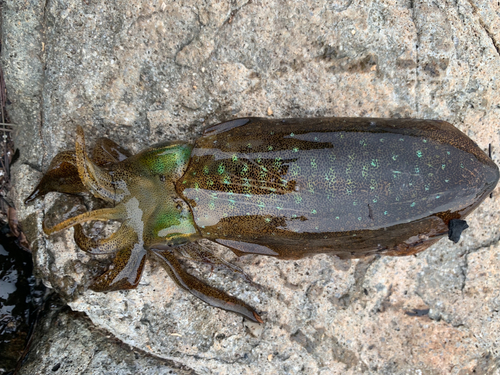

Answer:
[26,118,499,322]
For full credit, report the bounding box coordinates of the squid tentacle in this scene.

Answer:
[92,137,132,165]
[75,125,128,204]
[25,134,130,204]
[24,151,83,204]
[43,206,126,235]
[73,223,136,255]
[180,242,253,284]
[90,240,146,292]
[150,247,263,323]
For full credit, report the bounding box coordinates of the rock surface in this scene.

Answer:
[4,0,500,373]
[18,297,195,375]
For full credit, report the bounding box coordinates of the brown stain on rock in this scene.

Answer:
[423,57,450,77]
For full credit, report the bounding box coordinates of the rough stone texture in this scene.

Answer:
[18,297,195,375]
[4,0,500,373]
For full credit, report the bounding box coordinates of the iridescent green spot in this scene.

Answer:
[416,150,423,158]
[231,154,238,162]
[290,132,295,137]
[447,151,451,155]
[436,195,440,199]
[290,164,301,177]
[445,179,449,183]
[358,217,362,221]
[292,214,297,218]
[308,181,315,194]
[218,164,225,174]
[247,143,252,148]
[311,158,317,168]
[441,164,446,170]
[395,197,400,201]
[460,163,464,169]
[258,202,265,209]
[194,182,200,190]
[384,211,388,215]
[183,180,187,184]
[422,139,428,143]
[274,158,282,169]
[223,176,231,185]
[335,216,340,220]
[294,195,303,204]
[373,198,377,203]
[270,131,274,135]
[425,184,430,191]
[353,201,357,206]
[265,218,271,223]
[410,202,416,207]
[414,167,420,173]
[203,165,210,174]
[399,138,404,142]
[293,147,299,152]
[276,206,283,210]
[392,154,398,161]
[346,188,353,195]
[229,199,235,204]
[268,146,273,151]
[379,138,385,143]
[311,209,317,214]
[371,159,379,168]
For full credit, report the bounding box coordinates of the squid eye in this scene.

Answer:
[159,175,166,182]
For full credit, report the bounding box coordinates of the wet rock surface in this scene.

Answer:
[4,0,500,373]
[0,231,45,374]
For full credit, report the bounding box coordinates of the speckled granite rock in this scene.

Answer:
[4,0,500,373]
